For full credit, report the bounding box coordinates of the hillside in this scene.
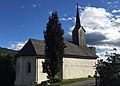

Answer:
[0,47,17,86]
[0,47,17,57]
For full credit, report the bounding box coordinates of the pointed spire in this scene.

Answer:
[75,3,81,28]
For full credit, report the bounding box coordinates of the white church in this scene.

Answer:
[14,3,98,86]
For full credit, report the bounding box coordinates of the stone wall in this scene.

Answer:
[63,58,96,79]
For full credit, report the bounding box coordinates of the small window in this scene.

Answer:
[17,62,20,74]
[28,62,31,73]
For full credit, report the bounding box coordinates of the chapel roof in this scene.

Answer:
[16,39,98,59]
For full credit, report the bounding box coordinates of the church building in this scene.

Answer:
[14,3,98,86]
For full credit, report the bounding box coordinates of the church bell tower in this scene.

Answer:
[72,3,86,47]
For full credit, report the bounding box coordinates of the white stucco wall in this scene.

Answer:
[15,57,97,85]
[14,56,36,86]
[63,58,96,79]
[36,59,48,84]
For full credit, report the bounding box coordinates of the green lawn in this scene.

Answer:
[48,77,94,86]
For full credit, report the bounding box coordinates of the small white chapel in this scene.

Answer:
[14,3,98,86]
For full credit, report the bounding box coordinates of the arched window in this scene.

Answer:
[28,62,31,73]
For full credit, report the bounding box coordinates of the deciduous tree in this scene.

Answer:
[96,51,120,86]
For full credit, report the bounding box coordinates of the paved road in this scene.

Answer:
[62,79,96,86]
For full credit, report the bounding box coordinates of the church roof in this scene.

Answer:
[16,39,98,59]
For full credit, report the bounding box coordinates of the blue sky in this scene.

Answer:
[0,0,120,57]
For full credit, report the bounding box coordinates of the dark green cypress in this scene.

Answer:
[42,11,65,83]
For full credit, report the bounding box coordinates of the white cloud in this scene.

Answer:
[96,52,108,61]
[65,6,120,58]
[106,0,119,8]
[112,9,120,13]
[107,2,112,5]
[49,11,52,14]
[20,6,25,8]
[80,7,120,47]
[22,25,25,28]
[68,26,75,35]
[116,15,120,18]
[33,4,37,7]
[69,26,75,31]
[114,1,119,4]
[60,17,75,21]
[96,46,120,60]
[68,17,73,21]
[78,6,81,9]
[64,14,67,16]
[60,18,66,21]
[114,18,120,23]
[8,41,27,50]
[94,45,113,51]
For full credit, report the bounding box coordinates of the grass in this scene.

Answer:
[48,77,94,86]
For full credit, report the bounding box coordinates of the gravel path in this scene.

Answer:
[61,79,96,86]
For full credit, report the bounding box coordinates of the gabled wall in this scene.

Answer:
[14,56,36,86]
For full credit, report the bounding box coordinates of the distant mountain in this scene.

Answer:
[0,47,17,57]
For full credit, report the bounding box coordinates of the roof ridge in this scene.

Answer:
[29,39,39,55]
[29,38,44,41]
[16,39,97,59]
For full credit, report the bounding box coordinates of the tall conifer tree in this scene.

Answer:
[42,11,65,83]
